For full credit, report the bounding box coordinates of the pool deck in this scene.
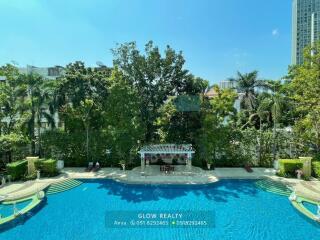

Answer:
[0,167,319,202]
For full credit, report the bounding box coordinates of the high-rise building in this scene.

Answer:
[292,0,320,65]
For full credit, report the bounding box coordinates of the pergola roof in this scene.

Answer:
[139,144,195,154]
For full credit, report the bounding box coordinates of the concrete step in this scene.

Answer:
[255,179,292,196]
[46,179,82,195]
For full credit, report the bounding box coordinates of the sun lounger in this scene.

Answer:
[244,165,253,173]
[92,162,101,172]
[85,162,94,172]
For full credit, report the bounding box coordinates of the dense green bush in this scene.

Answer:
[34,159,59,177]
[278,159,304,177]
[0,134,29,163]
[312,161,320,178]
[312,153,320,161]
[6,160,28,180]
[41,130,110,167]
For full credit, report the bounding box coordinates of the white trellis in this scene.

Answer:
[138,144,195,170]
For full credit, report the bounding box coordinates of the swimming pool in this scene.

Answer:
[0,179,319,240]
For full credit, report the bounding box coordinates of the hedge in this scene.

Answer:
[34,159,59,177]
[278,159,304,177]
[312,161,320,178]
[6,160,28,180]
[41,130,109,167]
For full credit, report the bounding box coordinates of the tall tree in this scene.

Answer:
[63,98,95,162]
[196,86,237,166]
[112,41,208,142]
[0,64,30,162]
[155,97,202,144]
[21,73,56,155]
[104,69,144,163]
[0,64,27,134]
[56,61,110,132]
[288,42,320,154]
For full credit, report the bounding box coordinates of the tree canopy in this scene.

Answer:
[0,40,319,169]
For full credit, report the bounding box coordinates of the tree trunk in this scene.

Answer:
[86,124,89,162]
[315,120,320,154]
[272,119,276,161]
[30,111,36,155]
[38,129,42,157]
[259,118,262,166]
[37,118,41,157]
[6,151,12,163]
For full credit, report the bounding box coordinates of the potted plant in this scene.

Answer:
[206,159,213,170]
[119,160,126,171]
[296,169,303,179]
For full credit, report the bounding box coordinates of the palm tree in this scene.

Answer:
[21,73,56,156]
[229,71,269,112]
[250,90,284,162]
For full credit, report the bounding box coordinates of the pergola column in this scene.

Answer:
[140,152,145,171]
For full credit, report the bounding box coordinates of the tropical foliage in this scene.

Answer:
[0,41,319,169]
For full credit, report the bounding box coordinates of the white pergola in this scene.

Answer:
[138,144,195,170]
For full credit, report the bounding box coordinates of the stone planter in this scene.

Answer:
[121,164,126,171]
[26,156,39,175]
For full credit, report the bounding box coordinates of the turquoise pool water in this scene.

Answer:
[0,179,319,240]
[0,199,32,218]
[303,201,319,216]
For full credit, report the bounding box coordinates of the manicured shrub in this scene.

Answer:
[278,159,304,177]
[34,159,59,177]
[312,161,320,178]
[6,160,28,180]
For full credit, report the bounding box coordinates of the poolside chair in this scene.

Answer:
[92,162,101,172]
[244,164,253,173]
[85,162,94,172]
